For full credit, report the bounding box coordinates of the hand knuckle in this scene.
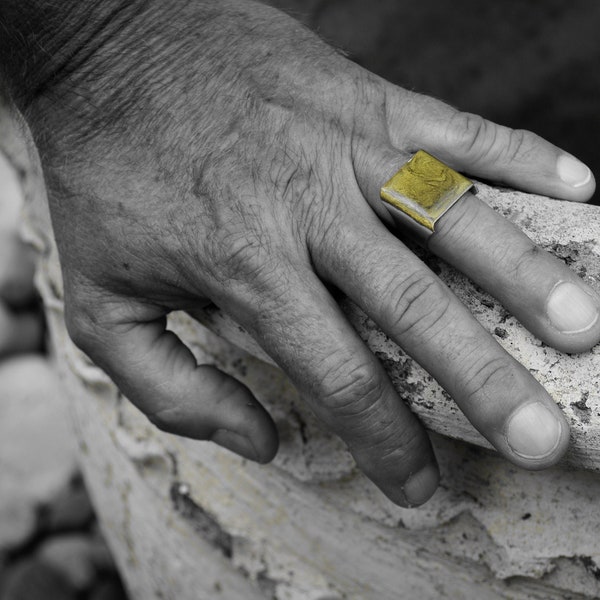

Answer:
[372,424,425,466]
[319,357,384,418]
[147,405,183,434]
[387,272,450,339]
[448,112,537,166]
[446,111,489,159]
[283,160,337,246]
[504,128,536,163]
[512,243,542,280]
[273,156,315,204]
[208,227,271,283]
[459,353,514,408]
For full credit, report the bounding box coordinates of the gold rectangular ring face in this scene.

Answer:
[380,150,473,232]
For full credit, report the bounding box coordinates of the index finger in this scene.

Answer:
[385,87,596,202]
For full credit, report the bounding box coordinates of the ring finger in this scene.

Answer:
[360,146,600,355]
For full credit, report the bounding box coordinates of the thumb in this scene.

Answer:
[65,295,278,463]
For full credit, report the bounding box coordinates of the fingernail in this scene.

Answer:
[557,155,592,188]
[211,429,259,461]
[547,281,599,334]
[506,402,562,459]
[403,463,439,507]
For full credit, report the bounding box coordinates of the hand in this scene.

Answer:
[11,0,600,506]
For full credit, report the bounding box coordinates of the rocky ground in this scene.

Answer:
[1,2,599,599]
[0,357,130,600]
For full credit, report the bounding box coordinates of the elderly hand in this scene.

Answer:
[3,0,599,507]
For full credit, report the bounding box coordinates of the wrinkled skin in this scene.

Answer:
[11,0,600,506]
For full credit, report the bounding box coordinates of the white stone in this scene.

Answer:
[38,534,99,591]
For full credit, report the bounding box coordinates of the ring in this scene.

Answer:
[380,150,474,240]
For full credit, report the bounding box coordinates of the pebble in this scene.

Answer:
[89,577,130,600]
[37,533,101,591]
[1,558,76,600]
[45,479,95,533]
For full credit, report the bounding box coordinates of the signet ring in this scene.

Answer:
[380,150,475,240]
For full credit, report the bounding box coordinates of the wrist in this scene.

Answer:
[0,0,159,109]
